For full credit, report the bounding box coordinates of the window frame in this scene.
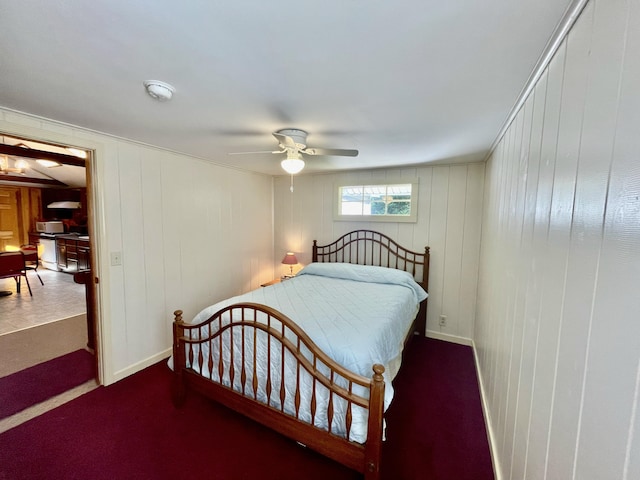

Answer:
[333,180,419,223]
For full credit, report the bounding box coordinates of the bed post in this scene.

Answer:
[312,240,318,262]
[364,364,385,480]
[416,246,430,337]
[423,246,430,292]
[172,310,187,407]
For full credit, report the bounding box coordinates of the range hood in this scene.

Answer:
[47,201,81,209]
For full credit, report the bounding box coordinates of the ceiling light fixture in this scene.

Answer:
[36,159,62,168]
[14,159,29,170]
[280,151,305,175]
[0,154,27,175]
[143,80,175,101]
[281,151,305,193]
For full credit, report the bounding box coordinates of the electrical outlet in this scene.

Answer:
[110,251,122,266]
[439,314,447,326]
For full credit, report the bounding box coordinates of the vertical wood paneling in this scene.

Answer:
[493,122,515,443]
[441,165,466,336]
[117,144,147,369]
[459,163,483,340]
[0,109,274,383]
[413,167,433,249]
[575,1,639,478]
[160,151,187,344]
[501,104,530,473]
[426,166,450,332]
[525,38,566,480]
[140,153,166,353]
[102,143,127,372]
[544,4,595,477]
[476,1,640,479]
[481,140,501,412]
[511,72,546,480]
[274,163,484,343]
[627,364,640,480]
[503,95,535,479]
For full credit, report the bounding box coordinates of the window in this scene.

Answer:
[334,181,418,222]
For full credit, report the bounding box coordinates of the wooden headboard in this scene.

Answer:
[312,230,430,292]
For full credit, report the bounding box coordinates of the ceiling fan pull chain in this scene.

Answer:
[290,174,295,193]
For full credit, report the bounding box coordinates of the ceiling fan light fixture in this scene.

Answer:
[0,154,27,174]
[143,80,175,101]
[281,156,305,175]
[14,159,29,170]
[36,159,62,168]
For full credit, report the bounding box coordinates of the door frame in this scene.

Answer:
[0,123,107,384]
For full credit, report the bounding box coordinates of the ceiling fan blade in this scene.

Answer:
[273,132,297,149]
[228,150,281,155]
[303,148,359,157]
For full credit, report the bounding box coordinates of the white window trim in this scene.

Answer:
[333,180,419,223]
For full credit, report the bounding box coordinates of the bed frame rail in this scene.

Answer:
[172,304,386,478]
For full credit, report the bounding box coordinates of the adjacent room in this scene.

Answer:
[1,0,638,479]
[0,139,91,334]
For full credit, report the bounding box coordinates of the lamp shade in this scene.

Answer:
[280,157,305,175]
[281,252,298,265]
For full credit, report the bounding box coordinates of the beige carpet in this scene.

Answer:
[0,314,98,433]
[0,314,89,378]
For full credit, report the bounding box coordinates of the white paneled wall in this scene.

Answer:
[273,164,484,342]
[0,109,274,384]
[475,0,640,478]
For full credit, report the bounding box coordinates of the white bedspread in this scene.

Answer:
[179,263,428,442]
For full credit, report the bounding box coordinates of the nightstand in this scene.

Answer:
[260,278,281,287]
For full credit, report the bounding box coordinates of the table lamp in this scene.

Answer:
[281,252,298,278]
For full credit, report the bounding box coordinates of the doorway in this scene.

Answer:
[0,135,99,381]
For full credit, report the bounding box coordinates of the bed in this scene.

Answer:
[171,230,430,479]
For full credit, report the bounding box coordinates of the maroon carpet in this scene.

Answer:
[382,338,494,479]
[0,349,95,420]
[0,338,493,480]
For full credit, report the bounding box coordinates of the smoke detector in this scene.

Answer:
[143,80,175,101]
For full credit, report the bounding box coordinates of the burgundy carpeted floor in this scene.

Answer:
[0,349,95,420]
[0,338,493,480]
[382,338,494,479]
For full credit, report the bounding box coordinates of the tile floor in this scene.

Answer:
[0,268,86,335]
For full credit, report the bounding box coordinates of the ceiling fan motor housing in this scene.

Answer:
[276,128,308,149]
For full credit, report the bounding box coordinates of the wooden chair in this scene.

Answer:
[20,244,44,285]
[0,251,32,296]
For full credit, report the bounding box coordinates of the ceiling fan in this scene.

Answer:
[229,129,358,174]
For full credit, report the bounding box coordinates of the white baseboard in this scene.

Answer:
[425,330,473,346]
[472,339,501,480]
[107,347,172,385]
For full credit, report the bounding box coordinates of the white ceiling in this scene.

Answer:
[0,0,574,176]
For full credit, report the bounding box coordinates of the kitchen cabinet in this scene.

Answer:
[56,240,67,269]
[56,235,90,273]
[78,243,90,271]
[28,233,41,246]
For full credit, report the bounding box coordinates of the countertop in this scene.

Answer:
[56,234,90,242]
[31,232,90,242]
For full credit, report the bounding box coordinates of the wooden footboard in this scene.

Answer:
[172,304,386,479]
